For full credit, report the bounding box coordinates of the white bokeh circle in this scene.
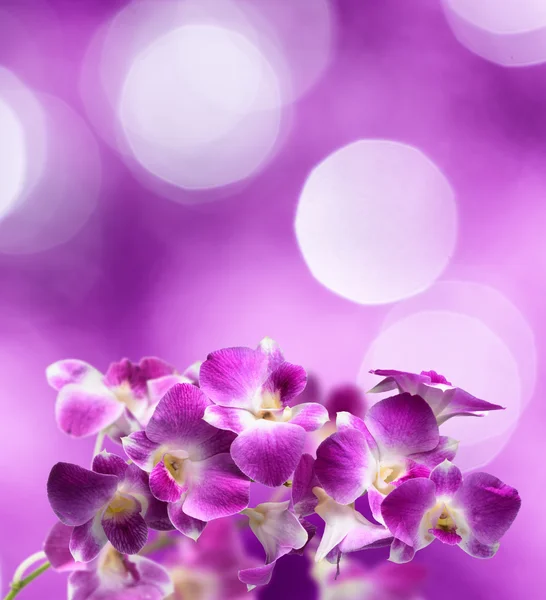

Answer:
[119,23,281,190]
[443,0,546,66]
[295,140,458,305]
[359,310,522,471]
[0,97,26,221]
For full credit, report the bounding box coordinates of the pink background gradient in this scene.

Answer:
[0,0,544,598]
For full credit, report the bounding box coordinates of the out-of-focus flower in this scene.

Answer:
[122,384,250,538]
[44,522,173,600]
[199,338,328,487]
[312,558,426,600]
[368,369,504,425]
[46,357,176,440]
[165,518,259,600]
[47,452,172,561]
[315,393,457,524]
[238,501,309,589]
[381,460,521,563]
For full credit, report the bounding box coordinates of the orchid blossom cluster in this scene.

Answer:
[4,338,521,600]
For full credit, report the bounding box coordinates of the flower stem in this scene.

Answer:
[139,532,178,556]
[3,561,51,600]
[92,430,106,458]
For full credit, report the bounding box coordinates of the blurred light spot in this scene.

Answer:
[119,23,281,190]
[443,0,546,66]
[383,280,537,407]
[0,92,101,254]
[295,140,458,305]
[359,310,522,471]
[0,98,26,220]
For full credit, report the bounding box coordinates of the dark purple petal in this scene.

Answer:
[144,495,175,531]
[183,453,250,521]
[238,562,276,590]
[453,472,521,545]
[365,393,439,457]
[56,384,124,438]
[104,357,174,399]
[70,513,108,562]
[368,370,425,395]
[421,370,451,385]
[409,436,459,469]
[101,496,148,554]
[199,347,269,409]
[190,428,237,461]
[121,431,161,472]
[381,478,437,548]
[46,360,101,391]
[391,459,431,488]
[167,501,207,540]
[122,462,153,497]
[47,463,118,526]
[230,420,306,487]
[92,452,128,479]
[429,528,462,545]
[430,460,463,497]
[325,384,367,420]
[202,405,256,434]
[291,454,320,517]
[44,522,80,572]
[262,362,307,407]
[389,538,416,564]
[149,460,187,503]
[315,428,375,505]
[145,383,215,445]
[288,402,329,432]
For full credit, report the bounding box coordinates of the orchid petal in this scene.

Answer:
[262,362,307,407]
[409,436,459,469]
[121,431,161,472]
[288,402,329,432]
[101,496,148,554]
[291,454,320,518]
[167,501,207,540]
[46,360,102,391]
[430,460,463,498]
[44,522,81,572]
[203,405,257,434]
[147,374,193,406]
[70,513,107,562]
[238,562,276,591]
[92,451,128,479]
[389,538,416,564]
[149,460,187,503]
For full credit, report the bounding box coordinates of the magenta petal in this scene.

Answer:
[121,431,161,472]
[191,428,237,461]
[288,402,329,432]
[199,347,269,409]
[104,357,174,399]
[101,497,148,554]
[409,436,459,469]
[291,454,320,517]
[147,374,192,406]
[381,478,437,548]
[183,453,250,521]
[149,460,186,503]
[430,460,462,497]
[92,451,128,479]
[203,405,257,434]
[340,523,393,554]
[167,500,207,540]
[68,570,100,600]
[365,393,439,457]
[130,554,174,596]
[44,522,79,572]
[389,538,416,564]
[145,383,214,445]
[439,388,505,422]
[56,383,124,438]
[453,472,521,545]
[325,384,367,420]
[47,462,118,526]
[230,420,306,487]
[263,362,307,406]
[70,513,107,562]
[429,528,462,545]
[315,428,375,505]
[458,534,499,559]
[239,562,276,589]
[144,495,175,531]
[46,360,101,391]
[369,370,425,395]
[257,337,285,371]
[368,487,385,525]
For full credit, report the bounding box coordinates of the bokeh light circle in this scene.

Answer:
[0,98,26,220]
[443,0,546,66]
[359,310,522,471]
[119,23,281,190]
[295,140,458,305]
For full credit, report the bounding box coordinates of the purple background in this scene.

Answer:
[0,0,544,598]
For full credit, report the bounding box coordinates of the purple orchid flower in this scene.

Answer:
[381,460,521,563]
[292,454,391,563]
[121,383,250,538]
[238,500,309,590]
[315,393,458,525]
[165,518,259,599]
[199,337,329,487]
[43,522,173,600]
[47,452,172,561]
[46,357,176,441]
[369,369,504,425]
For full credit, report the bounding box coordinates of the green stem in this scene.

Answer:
[139,533,178,556]
[3,562,51,600]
